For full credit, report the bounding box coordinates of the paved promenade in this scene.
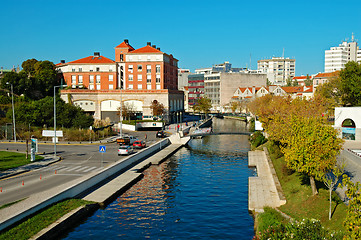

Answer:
[248,149,286,213]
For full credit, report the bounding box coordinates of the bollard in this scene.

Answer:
[22,181,24,186]
[40,175,42,180]
[0,187,2,192]
[55,170,57,174]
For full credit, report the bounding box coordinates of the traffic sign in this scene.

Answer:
[99,145,106,153]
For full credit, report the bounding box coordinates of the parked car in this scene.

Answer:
[156,130,166,138]
[118,145,135,156]
[133,140,146,149]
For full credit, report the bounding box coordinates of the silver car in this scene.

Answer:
[118,145,135,156]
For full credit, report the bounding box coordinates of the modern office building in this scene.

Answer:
[324,35,361,73]
[257,57,296,85]
[188,73,205,107]
[56,40,184,123]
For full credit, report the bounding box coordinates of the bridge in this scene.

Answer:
[189,131,252,138]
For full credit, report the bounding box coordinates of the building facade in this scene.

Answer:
[257,57,296,85]
[325,35,361,73]
[56,40,184,123]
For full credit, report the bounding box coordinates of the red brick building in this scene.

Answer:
[56,40,183,123]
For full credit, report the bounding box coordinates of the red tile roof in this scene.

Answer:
[115,41,135,51]
[129,45,163,54]
[314,71,340,78]
[65,56,115,64]
[293,76,309,80]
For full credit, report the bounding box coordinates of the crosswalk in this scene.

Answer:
[43,165,99,174]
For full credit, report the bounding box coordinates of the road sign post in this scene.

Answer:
[99,145,106,168]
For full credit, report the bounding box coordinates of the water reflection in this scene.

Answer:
[62,118,255,240]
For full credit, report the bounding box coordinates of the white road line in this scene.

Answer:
[83,166,97,172]
[66,166,82,172]
[75,166,88,172]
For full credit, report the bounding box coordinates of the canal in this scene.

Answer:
[62,118,255,239]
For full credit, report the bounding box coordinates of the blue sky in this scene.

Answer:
[1,0,360,76]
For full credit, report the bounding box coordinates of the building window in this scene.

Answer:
[128,65,133,73]
[79,67,82,72]
[109,66,113,72]
[90,75,94,83]
[71,75,76,86]
[96,85,100,90]
[78,75,83,84]
[147,75,151,83]
[120,54,124,62]
[156,74,161,83]
[109,84,114,90]
[147,84,152,90]
[96,75,100,84]
[156,65,160,73]
[129,84,133,89]
[147,65,151,73]
[138,84,142,89]
[90,66,93,72]
[72,67,75,72]
[129,74,133,81]
[96,67,100,72]
[138,65,142,72]
[109,75,113,81]
[90,85,94,90]
[156,84,161,90]
[138,75,142,81]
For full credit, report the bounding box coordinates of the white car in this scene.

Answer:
[118,145,135,156]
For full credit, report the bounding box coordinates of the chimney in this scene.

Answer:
[60,60,65,64]
[94,52,100,57]
[124,39,129,44]
[157,47,161,51]
[152,45,156,48]
[147,42,151,46]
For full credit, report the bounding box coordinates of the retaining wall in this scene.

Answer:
[0,138,170,232]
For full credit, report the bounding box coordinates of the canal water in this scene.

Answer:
[62,118,255,239]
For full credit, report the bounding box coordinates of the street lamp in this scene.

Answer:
[119,88,123,137]
[6,82,16,142]
[54,85,67,158]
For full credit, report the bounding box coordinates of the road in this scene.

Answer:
[0,130,161,206]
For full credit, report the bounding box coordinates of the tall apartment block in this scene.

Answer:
[257,57,296,85]
[324,35,361,73]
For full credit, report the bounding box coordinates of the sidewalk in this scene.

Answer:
[0,154,61,180]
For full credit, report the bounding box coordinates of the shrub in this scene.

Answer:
[257,207,285,233]
[250,131,267,148]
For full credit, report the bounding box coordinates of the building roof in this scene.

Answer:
[115,41,135,51]
[129,45,163,54]
[293,76,310,80]
[314,71,340,78]
[60,55,115,65]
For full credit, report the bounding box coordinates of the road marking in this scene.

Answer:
[83,166,97,172]
[66,166,82,172]
[75,166,89,172]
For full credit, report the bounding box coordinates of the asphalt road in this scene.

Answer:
[0,129,161,206]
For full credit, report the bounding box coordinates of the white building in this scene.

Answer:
[257,57,296,85]
[324,35,361,73]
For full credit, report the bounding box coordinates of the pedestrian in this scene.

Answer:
[177,124,180,132]
[145,134,147,140]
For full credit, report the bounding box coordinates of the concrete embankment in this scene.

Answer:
[248,147,286,213]
[0,135,189,234]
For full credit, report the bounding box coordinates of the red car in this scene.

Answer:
[133,140,146,149]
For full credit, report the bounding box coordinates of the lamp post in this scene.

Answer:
[54,85,67,158]
[6,83,16,142]
[119,88,123,137]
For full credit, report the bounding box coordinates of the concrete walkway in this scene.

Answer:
[248,149,286,213]
[83,143,183,205]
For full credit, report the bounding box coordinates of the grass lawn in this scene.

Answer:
[0,151,44,171]
[0,199,94,240]
[265,141,347,233]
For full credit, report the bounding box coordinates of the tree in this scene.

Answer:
[304,74,313,86]
[21,58,38,77]
[282,115,343,195]
[322,162,345,220]
[193,97,212,117]
[230,101,240,114]
[342,176,361,239]
[314,75,342,109]
[339,61,361,106]
[150,100,165,117]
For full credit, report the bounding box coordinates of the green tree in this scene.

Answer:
[339,61,361,106]
[282,115,343,195]
[194,97,212,117]
[304,74,313,86]
[342,176,361,239]
[21,58,38,77]
[230,101,240,114]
